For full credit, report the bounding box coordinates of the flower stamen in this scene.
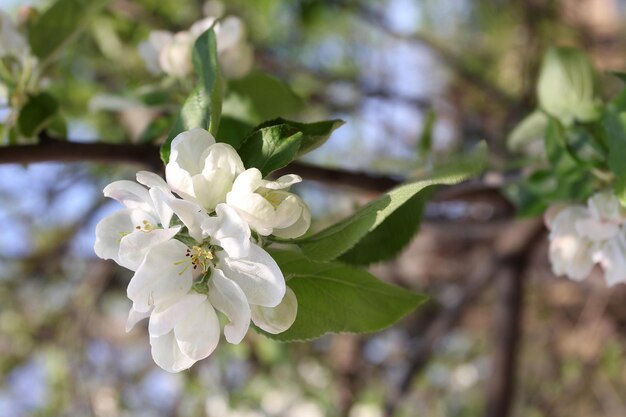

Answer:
[174,245,215,276]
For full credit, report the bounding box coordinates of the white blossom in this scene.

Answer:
[138,15,253,79]
[158,31,195,79]
[213,16,254,79]
[165,128,244,211]
[546,205,594,280]
[546,190,626,286]
[137,31,174,75]
[227,168,311,238]
[94,128,306,372]
[0,10,28,58]
[124,193,295,372]
[94,173,179,271]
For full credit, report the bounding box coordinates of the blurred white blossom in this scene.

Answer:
[546,190,626,286]
[0,10,28,59]
[138,15,253,79]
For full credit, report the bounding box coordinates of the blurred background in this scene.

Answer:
[2,0,626,416]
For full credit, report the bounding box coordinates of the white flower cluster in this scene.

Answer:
[546,190,626,286]
[0,10,28,59]
[94,128,310,372]
[138,15,253,80]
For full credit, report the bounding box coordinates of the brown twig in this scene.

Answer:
[383,256,498,417]
[0,139,163,170]
[484,219,545,417]
[0,137,504,197]
[383,219,544,417]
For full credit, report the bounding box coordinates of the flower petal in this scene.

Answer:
[174,298,221,361]
[192,172,231,210]
[150,332,196,373]
[137,170,170,192]
[262,174,302,190]
[126,306,152,332]
[138,30,172,74]
[202,203,250,259]
[189,16,217,38]
[226,190,275,236]
[149,188,174,228]
[169,128,216,176]
[251,287,298,334]
[165,162,196,203]
[594,234,626,287]
[94,209,156,266]
[576,218,620,241]
[230,168,263,194]
[195,143,244,209]
[219,243,285,307]
[159,31,193,78]
[209,268,251,344]
[200,143,244,180]
[588,190,626,223]
[118,226,181,270]
[149,293,206,338]
[127,240,193,312]
[549,206,594,280]
[103,180,154,213]
[155,189,208,242]
[272,193,311,239]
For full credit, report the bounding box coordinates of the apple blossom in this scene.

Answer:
[546,190,626,286]
[137,31,174,75]
[94,125,310,372]
[122,191,295,372]
[138,15,253,79]
[0,10,28,58]
[227,168,312,238]
[546,205,594,281]
[165,128,244,211]
[94,175,179,271]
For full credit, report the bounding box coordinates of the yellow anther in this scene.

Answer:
[187,245,215,274]
[135,220,155,232]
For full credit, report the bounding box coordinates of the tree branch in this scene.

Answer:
[0,140,164,170]
[383,219,544,416]
[0,139,511,218]
[383,256,498,417]
[485,219,545,417]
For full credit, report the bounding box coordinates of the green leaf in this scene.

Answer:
[253,118,345,156]
[338,187,434,265]
[160,27,222,164]
[228,71,304,122]
[544,117,585,175]
[264,251,427,342]
[603,111,626,204]
[18,93,59,137]
[537,47,601,125]
[507,110,548,152]
[293,143,487,263]
[28,0,109,65]
[232,118,343,176]
[238,125,303,176]
[216,116,254,149]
